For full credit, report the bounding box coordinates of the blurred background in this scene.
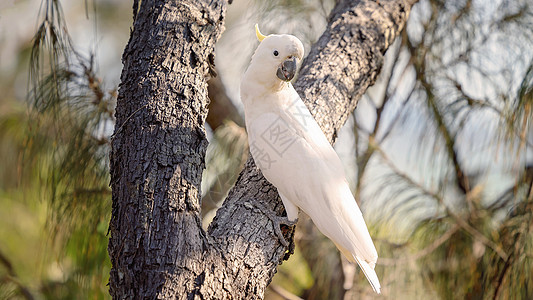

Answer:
[0,0,532,299]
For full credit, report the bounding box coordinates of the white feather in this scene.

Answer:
[241,32,381,293]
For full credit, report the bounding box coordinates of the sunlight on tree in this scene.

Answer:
[0,0,531,298]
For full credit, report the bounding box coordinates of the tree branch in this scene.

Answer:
[108,0,227,297]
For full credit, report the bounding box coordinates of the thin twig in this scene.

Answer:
[376,144,509,261]
[269,284,304,300]
[379,224,460,266]
[0,249,35,300]
[111,102,150,140]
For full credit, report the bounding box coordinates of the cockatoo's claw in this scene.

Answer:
[283,218,298,227]
[273,218,290,247]
[271,214,298,247]
[251,201,297,247]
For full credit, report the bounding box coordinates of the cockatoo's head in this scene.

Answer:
[248,24,304,85]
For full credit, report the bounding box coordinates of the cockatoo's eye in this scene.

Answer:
[273,50,279,57]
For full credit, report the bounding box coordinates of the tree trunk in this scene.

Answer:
[108,0,226,297]
[108,0,417,298]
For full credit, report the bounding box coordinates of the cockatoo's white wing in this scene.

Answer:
[246,85,381,293]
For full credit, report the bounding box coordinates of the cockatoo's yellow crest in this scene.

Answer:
[255,24,267,42]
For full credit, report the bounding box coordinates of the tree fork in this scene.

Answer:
[109,0,417,298]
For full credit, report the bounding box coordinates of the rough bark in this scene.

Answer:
[108,0,417,298]
[108,0,226,297]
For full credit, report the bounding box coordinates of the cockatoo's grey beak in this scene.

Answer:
[276,56,297,82]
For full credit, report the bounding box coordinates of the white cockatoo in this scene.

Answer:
[240,25,381,294]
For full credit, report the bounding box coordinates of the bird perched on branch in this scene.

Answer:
[240,24,381,294]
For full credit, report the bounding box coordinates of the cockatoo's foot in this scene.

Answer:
[249,201,298,247]
[268,213,296,247]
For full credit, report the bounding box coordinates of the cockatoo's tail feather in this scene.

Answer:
[354,256,381,294]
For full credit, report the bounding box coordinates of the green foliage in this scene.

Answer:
[411,167,533,299]
[271,245,314,296]
[353,0,533,298]
[0,0,114,298]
